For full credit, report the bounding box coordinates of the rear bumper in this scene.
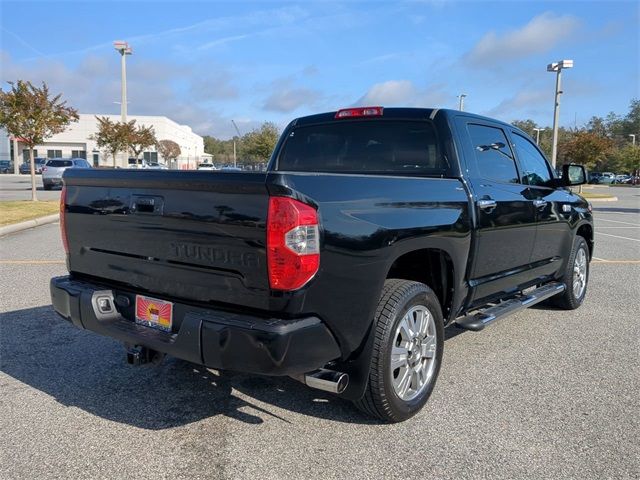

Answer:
[43,176,62,184]
[50,275,341,376]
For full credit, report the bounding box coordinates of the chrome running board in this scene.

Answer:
[455,282,565,331]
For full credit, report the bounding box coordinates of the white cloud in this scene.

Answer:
[483,89,550,118]
[354,80,451,107]
[189,70,238,101]
[262,79,322,113]
[0,51,247,138]
[464,12,581,67]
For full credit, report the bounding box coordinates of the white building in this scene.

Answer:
[1,114,210,169]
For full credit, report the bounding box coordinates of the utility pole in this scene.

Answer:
[113,41,132,123]
[231,120,242,168]
[547,59,573,168]
[457,93,467,111]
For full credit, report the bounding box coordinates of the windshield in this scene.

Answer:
[277,120,447,175]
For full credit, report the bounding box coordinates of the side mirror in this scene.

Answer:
[562,164,587,186]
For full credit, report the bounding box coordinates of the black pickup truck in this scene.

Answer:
[51,107,593,422]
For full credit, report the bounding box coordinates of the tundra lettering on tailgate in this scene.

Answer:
[170,242,259,268]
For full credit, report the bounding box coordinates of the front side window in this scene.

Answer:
[277,120,447,175]
[511,133,552,186]
[467,124,519,183]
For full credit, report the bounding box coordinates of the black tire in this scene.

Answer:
[550,235,590,310]
[354,279,444,422]
[43,183,52,190]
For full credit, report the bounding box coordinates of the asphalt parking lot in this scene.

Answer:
[0,174,63,201]
[1,186,638,479]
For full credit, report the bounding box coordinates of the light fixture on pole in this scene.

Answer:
[547,59,573,168]
[457,93,467,111]
[533,128,546,145]
[231,120,242,168]
[113,41,132,123]
[629,134,636,147]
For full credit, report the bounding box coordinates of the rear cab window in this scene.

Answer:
[466,124,519,184]
[276,120,449,176]
[46,160,73,167]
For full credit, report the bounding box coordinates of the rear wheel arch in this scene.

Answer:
[385,248,455,320]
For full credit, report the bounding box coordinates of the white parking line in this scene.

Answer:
[595,218,640,226]
[595,232,640,242]
[597,226,640,229]
[594,211,637,216]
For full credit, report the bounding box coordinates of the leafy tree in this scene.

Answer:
[129,124,157,159]
[156,139,181,165]
[203,135,234,164]
[586,116,608,137]
[558,131,614,170]
[621,98,640,137]
[239,122,280,164]
[608,144,640,175]
[0,80,78,201]
[511,119,538,138]
[92,117,134,167]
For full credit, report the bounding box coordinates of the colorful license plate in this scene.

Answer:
[135,295,173,332]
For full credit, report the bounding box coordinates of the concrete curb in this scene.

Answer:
[585,196,618,202]
[0,213,60,237]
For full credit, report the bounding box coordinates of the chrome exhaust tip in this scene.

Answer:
[303,368,349,394]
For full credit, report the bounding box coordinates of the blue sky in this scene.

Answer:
[1,1,638,138]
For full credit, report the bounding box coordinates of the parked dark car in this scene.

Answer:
[588,172,602,184]
[19,157,47,174]
[0,160,13,173]
[51,107,593,422]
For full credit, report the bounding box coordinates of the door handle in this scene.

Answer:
[533,199,548,209]
[477,198,497,211]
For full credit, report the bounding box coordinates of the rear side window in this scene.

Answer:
[467,124,519,184]
[46,160,73,167]
[277,120,447,175]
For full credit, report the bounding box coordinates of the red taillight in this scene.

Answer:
[267,197,320,291]
[335,106,383,119]
[60,186,69,254]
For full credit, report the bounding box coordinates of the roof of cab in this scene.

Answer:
[291,107,513,129]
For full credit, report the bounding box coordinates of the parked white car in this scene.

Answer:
[197,163,218,171]
[42,158,91,190]
[146,162,168,170]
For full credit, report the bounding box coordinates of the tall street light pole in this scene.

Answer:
[547,59,573,168]
[533,128,545,145]
[231,120,242,168]
[630,134,636,147]
[113,41,132,123]
[457,93,467,111]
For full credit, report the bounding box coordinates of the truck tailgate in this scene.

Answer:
[63,170,270,310]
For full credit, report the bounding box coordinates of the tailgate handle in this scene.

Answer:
[131,195,164,214]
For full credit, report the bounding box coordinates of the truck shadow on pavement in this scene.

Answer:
[0,305,392,427]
